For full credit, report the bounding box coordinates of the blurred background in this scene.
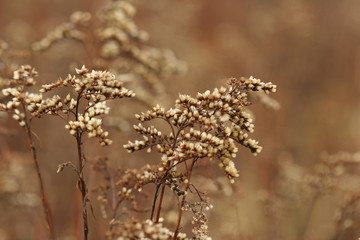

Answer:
[0,0,360,239]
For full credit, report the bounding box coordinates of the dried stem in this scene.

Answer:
[155,183,166,223]
[74,92,88,240]
[150,183,161,221]
[153,123,184,223]
[23,108,55,240]
[173,158,197,239]
[75,132,89,240]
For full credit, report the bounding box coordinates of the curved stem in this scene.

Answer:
[173,158,197,239]
[23,108,55,239]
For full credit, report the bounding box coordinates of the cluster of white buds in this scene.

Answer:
[237,76,277,94]
[63,94,77,112]
[65,114,112,146]
[12,109,26,127]
[125,77,276,182]
[181,199,213,240]
[108,219,188,240]
[117,187,134,202]
[32,0,185,109]
[1,88,21,110]
[96,0,149,59]
[0,65,45,127]
[11,65,38,86]
[38,66,134,146]
[191,211,211,240]
[113,164,183,195]
[33,95,63,117]
[41,66,135,100]
[98,0,147,45]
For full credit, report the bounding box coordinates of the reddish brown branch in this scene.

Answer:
[173,158,197,239]
[24,118,55,240]
[155,183,166,223]
[74,92,89,240]
[76,131,89,240]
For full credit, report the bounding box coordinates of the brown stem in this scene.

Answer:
[76,132,89,240]
[155,183,166,223]
[173,158,197,239]
[150,184,161,221]
[74,92,88,240]
[24,120,55,240]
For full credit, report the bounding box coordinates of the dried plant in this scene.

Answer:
[0,65,55,239]
[2,0,360,239]
[108,219,188,240]
[32,0,186,107]
[1,1,282,240]
[122,76,276,239]
[37,65,135,239]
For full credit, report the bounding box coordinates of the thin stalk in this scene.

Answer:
[76,131,88,240]
[152,123,188,222]
[155,183,166,223]
[24,117,55,240]
[74,92,88,240]
[150,184,161,221]
[173,158,197,239]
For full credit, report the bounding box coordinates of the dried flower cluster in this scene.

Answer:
[121,76,276,239]
[1,64,134,143]
[0,65,41,127]
[0,1,286,240]
[92,157,136,220]
[0,40,32,102]
[38,65,134,145]
[125,76,276,182]
[32,0,186,107]
[0,61,279,240]
[89,76,277,239]
[92,156,188,219]
[182,198,213,240]
[0,65,55,239]
[108,218,188,240]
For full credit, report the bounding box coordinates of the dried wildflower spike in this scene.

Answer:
[125,77,276,181]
